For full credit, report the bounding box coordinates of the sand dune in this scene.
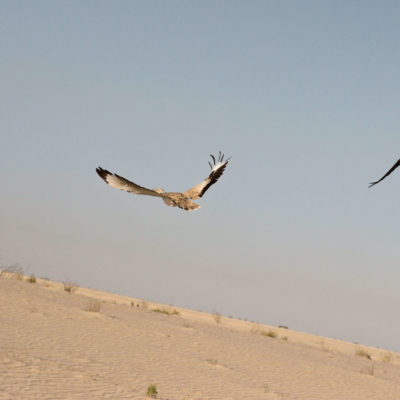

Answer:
[1,273,399,400]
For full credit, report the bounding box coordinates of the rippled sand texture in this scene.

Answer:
[1,275,399,400]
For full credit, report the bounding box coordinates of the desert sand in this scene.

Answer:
[1,272,399,400]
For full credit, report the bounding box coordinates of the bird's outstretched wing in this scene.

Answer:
[96,167,163,197]
[184,152,230,199]
[369,158,400,188]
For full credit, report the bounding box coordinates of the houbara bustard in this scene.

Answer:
[369,157,400,187]
[96,152,230,211]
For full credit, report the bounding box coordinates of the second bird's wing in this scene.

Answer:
[369,158,400,187]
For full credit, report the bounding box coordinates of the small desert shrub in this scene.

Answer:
[152,308,180,316]
[84,299,101,312]
[1,264,24,280]
[146,384,158,398]
[281,336,288,341]
[27,274,36,283]
[212,309,222,324]
[63,281,78,293]
[382,352,392,363]
[355,348,371,359]
[152,308,167,315]
[206,358,218,365]
[261,330,277,339]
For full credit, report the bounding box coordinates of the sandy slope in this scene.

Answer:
[1,274,399,400]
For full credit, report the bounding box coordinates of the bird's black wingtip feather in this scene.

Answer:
[96,166,111,181]
[210,154,216,166]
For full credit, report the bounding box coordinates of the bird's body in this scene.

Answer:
[96,152,229,211]
[160,192,201,211]
[369,158,400,187]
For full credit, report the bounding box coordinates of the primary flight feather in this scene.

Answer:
[96,152,230,211]
[369,158,400,188]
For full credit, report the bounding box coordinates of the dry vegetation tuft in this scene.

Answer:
[63,281,79,293]
[0,264,25,280]
[261,330,278,339]
[152,308,180,316]
[355,347,371,359]
[84,299,101,312]
[146,384,158,398]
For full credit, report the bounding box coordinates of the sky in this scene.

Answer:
[1,1,400,351]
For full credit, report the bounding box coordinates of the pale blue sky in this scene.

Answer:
[1,1,400,351]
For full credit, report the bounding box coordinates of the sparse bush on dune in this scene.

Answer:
[0,264,25,280]
[63,281,78,293]
[27,274,36,283]
[355,347,371,359]
[152,308,180,316]
[261,330,278,339]
[146,384,158,398]
[84,299,101,312]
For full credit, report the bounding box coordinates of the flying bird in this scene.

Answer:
[96,152,230,211]
[369,158,400,188]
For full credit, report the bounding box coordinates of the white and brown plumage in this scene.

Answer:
[96,152,230,211]
[369,158,400,187]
